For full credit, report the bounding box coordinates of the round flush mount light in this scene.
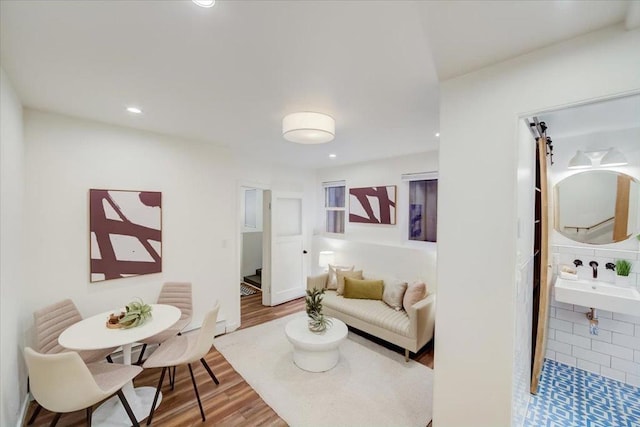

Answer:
[282,112,335,144]
[192,0,215,7]
[329,154,337,158]
[435,132,440,137]
[126,106,143,114]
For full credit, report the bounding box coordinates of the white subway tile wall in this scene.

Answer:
[548,245,640,386]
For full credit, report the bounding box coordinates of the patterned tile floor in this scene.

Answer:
[525,359,640,427]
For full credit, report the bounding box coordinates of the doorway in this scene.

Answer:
[239,186,264,300]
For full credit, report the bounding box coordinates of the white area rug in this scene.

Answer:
[215,312,434,427]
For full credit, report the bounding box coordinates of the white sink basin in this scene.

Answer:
[555,277,640,316]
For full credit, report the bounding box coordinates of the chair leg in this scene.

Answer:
[188,363,206,422]
[49,413,61,427]
[170,366,176,391]
[116,389,140,427]
[86,406,93,426]
[27,403,42,425]
[146,367,166,426]
[136,344,148,365]
[106,355,113,363]
[200,358,220,385]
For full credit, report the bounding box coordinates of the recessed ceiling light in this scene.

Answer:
[192,0,215,8]
[126,106,143,114]
[435,132,440,137]
[329,154,337,158]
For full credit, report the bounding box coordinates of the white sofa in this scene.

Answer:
[306,273,436,361]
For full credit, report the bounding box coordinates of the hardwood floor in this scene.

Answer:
[23,291,434,426]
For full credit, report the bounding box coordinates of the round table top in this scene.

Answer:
[285,316,348,345]
[59,304,181,351]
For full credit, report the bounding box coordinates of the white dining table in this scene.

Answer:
[59,303,181,426]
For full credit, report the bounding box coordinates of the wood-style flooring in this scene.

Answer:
[23,292,434,426]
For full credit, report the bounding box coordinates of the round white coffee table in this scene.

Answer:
[285,316,348,372]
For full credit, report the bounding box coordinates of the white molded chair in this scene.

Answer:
[24,347,143,427]
[136,282,193,365]
[143,302,220,424]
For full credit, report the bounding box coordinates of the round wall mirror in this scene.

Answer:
[554,171,639,244]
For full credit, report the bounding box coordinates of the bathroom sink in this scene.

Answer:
[555,277,640,316]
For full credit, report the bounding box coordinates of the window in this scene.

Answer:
[323,181,345,234]
[404,173,438,242]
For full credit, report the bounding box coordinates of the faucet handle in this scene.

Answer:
[573,259,583,268]
[605,262,616,271]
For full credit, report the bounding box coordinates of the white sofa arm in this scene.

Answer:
[307,273,328,292]
[408,293,436,350]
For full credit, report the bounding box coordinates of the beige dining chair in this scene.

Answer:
[143,302,220,425]
[135,282,193,365]
[24,347,143,427]
[28,299,119,425]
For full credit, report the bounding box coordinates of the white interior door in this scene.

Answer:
[262,190,306,306]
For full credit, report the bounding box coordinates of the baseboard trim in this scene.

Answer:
[17,392,31,427]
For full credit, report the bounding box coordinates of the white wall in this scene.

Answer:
[21,108,315,336]
[315,151,438,246]
[0,69,26,426]
[241,232,263,277]
[434,25,640,427]
[312,151,439,291]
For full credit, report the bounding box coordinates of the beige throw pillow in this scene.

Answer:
[382,279,408,311]
[336,270,363,295]
[327,264,354,290]
[403,281,427,311]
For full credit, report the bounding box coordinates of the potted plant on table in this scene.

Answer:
[615,259,632,286]
[306,288,332,333]
[106,298,153,329]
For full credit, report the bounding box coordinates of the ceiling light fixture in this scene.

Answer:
[192,0,215,8]
[126,106,142,114]
[435,132,440,137]
[600,148,628,167]
[282,112,335,144]
[329,154,337,158]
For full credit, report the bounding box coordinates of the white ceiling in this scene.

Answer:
[0,1,633,168]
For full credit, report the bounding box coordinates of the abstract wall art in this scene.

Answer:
[349,186,397,225]
[90,189,162,282]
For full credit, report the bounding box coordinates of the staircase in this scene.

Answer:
[243,268,262,288]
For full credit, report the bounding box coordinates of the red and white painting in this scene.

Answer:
[90,189,162,282]
[349,186,397,225]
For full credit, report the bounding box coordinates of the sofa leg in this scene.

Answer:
[405,349,410,362]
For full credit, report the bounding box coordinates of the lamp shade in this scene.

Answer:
[568,150,592,169]
[318,251,335,269]
[283,112,335,144]
[600,148,628,167]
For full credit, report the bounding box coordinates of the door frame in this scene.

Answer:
[236,181,270,326]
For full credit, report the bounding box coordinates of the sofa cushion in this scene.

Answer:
[327,265,354,290]
[336,270,363,295]
[382,279,408,311]
[323,291,410,337]
[403,281,427,311]
[343,278,384,300]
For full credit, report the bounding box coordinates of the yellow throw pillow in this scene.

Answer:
[336,270,363,295]
[343,277,384,300]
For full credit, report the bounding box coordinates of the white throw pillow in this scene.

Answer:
[382,279,408,311]
[327,264,354,290]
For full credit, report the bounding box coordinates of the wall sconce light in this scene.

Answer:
[282,112,335,144]
[318,251,335,271]
[600,148,628,167]
[568,148,628,169]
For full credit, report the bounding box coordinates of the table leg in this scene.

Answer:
[92,344,162,426]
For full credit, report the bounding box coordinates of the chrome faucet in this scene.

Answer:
[589,261,599,279]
